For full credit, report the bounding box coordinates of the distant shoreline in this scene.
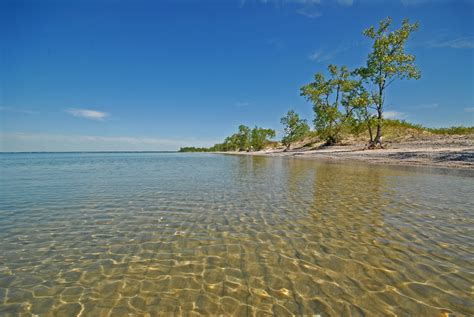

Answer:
[0,151,178,154]
[3,139,473,170]
[216,136,474,170]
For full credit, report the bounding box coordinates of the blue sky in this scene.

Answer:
[1,0,473,151]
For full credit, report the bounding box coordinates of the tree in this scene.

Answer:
[236,125,251,151]
[225,134,240,151]
[179,146,210,152]
[250,126,276,151]
[300,64,359,145]
[356,17,420,148]
[345,81,375,143]
[280,110,310,151]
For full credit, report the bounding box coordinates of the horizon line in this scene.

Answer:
[0,151,182,154]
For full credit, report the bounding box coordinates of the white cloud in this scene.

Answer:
[308,50,334,62]
[66,108,109,121]
[296,7,321,18]
[464,107,474,113]
[0,132,217,152]
[384,111,406,119]
[426,36,474,49]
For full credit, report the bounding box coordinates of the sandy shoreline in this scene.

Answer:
[217,135,474,170]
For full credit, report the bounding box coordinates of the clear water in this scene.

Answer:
[0,153,473,316]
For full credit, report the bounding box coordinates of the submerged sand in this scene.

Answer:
[221,135,474,169]
[2,153,473,315]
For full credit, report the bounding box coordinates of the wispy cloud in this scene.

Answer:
[0,107,38,114]
[66,108,109,121]
[234,101,250,107]
[426,36,474,49]
[384,111,407,119]
[308,40,361,62]
[296,7,321,18]
[295,0,352,18]
[308,50,334,62]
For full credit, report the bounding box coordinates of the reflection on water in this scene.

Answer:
[0,153,473,316]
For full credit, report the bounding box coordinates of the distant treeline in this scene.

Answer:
[181,17,473,153]
[179,147,212,152]
[180,126,276,153]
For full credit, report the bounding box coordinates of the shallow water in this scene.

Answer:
[0,152,473,316]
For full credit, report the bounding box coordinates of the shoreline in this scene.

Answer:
[215,136,474,170]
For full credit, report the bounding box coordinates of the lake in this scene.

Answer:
[0,152,472,316]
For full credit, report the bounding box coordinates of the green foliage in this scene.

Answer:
[426,126,474,135]
[359,18,420,84]
[250,126,276,151]
[383,119,424,131]
[350,119,473,140]
[300,64,360,145]
[222,134,240,151]
[209,142,232,152]
[355,17,420,145]
[344,83,377,141]
[179,147,210,152]
[184,125,276,152]
[203,126,251,152]
[301,18,421,146]
[236,125,251,151]
[280,110,310,149]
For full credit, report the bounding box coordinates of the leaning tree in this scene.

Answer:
[356,17,420,148]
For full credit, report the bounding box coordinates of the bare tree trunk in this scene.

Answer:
[367,122,373,143]
[368,84,384,149]
[369,108,384,148]
[365,108,374,143]
[374,122,382,144]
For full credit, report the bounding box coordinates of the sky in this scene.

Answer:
[1,0,473,151]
